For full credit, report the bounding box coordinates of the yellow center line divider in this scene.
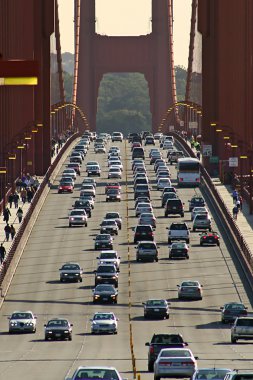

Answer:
[124,139,138,379]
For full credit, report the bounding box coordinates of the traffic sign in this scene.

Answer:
[169,125,174,131]
[189,121,198,129]
[202,144,212,157]
[229,157,238,167]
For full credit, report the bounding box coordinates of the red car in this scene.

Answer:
[131,142,142,151]
[105,182,121,194]
[58,182,74,193]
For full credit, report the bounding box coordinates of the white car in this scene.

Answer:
[94,144,106,153]
[112,131,123,142]
[162,140,174,150]
[62,168,77,180]
[91,312,118,334]
[135,202,153,217]
[69,209,88,227]
[80,184,96,197]
[97,250,121,270]
[109,146,120,154]
[157,178,172,190]
[154,348,198,379]
[8,311,37,333]
[191,207,209,221]
[108,167,122,179]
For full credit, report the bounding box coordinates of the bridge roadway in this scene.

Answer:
[0,139,252,380]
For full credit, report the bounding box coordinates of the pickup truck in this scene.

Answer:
[145,333,188,371]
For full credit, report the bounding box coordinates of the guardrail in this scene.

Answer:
[0,132,80,287]
[170,131,253,278]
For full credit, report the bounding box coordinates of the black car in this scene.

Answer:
[94,265,119,287]
[164,198,184,217]
[133,225,154,243]
[134,184,150,199]
[188,196,205,211]
[94,234,113,250]
[145,137,155,145]
[200,231,220,246]
[44,318,73,341]
[143,299,170,319]
[59,262,83,282]
[220,302,248,323]
[92,284,118,304]
[106,188,121,202]
[72,200,92,217]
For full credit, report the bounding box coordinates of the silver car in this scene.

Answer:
[192,368,232,380]
[191,207,209,221]
[69,209,88,227]
[193,213,212,231]
[8,311,37,333]
[62,168,77,180]
[100,220,119,235]
[139,212,156,228]
[97,250,121,271]
[154,348,198,379]
[66,366,124,380]
[108,167,122,179]
[177,280,203,300]
[135,203,153,217]
[136,241,159,262]
[90,312,118,334]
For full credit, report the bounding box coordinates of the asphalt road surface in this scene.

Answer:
[0,138,252,380]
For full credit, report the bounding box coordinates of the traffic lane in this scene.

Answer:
[0,141,133,380]
[126,144,253,376]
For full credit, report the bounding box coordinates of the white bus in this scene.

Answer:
[177,157,201,187]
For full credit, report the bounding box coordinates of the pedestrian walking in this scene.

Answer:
[3,207,11,223]
[10,225,16,240]
[236,199,241,212]
[13,191,19,208]
[8,193,14,208]
[4,223,11,241]
[232,189,238,204]
[26,187,33,203]
[16,207,23,223]
[239,195,243,210]
[232,205,238,220]
[0,243,6,264]
[20,188,27,204]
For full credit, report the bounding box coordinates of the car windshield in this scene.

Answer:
[11,313,33,319]
[226,303,245,310]
[181,281,199,287]
[235,319,253,326]
[161,350,191,358]
[109,168,120,172]
[108,190,119,195]
[93,314,115,321]
[97,266,116,273]
[172,243,186,249]
[96,235,110,241]
[106,213,119,219]
[75,368,120,380]
[102,221,116,226]
[139,243,155,249]
[195,369,231,380]
[70,211,84,216]
[191,197,204,203]
[153,335,183,344]
[170,224,187,230]
[47,319,69,327]
[147,300,166,306]
[60,182,72,186]
[62,264,80,270]
[95,285,115,292]
[196,215,208,220]
[100,253,117,259]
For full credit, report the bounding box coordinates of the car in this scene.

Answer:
[167,150,185,163]
[94,234,113,250]
[132,146,145,159]
[188,195,205,211]
[60,175,75,186]
[193,213,212,231]
[177,280,203,299]
[112,131,123,142]
[133,224,154,243]
[70,152,82,163]
[97,250,121,270]
[156,170,171,179]
[132,158,145,170]
[134,177,149,188]
[169,242,189,259]
[58,181,74,194]
[109,146,120,154]
[150,153,162,165]
[108,151,121,159]
[143,299,169,319]
[162,192,178,207]
[135,202,153,217]
[62,168,77,180]
[154,348,198,379]
[72,200,92,217]
[90,312,118,334]
[191,206,209,221]
[192,368,232,380]
[134,184,150,199]
[108,166,122,179]
[92,284,118,304]
[79,194,95,209]
[200,231,220,246]
[154,132,163,140]
[164,198,184,217]
[104,212,122,229]
[94,265,119,287]
[69,209,88,227]
[106,188,121,202]
[8,311,37,333]
[157,178,172,190]
[108,159,123,170]
[131,142,142,151]
[94,144,106,153]
[44,318,73,341]
[139,212,156,228]
[100,219,119,235]
[220,302,248,323]
[86,164,101,176]
[59,262,83,282]
[80,189,96,199]
[135,196,151,209]
[82,178,97,188]
[223,371,253,380]
[162,186,177,196]
[145,333,188,371]
[149,148,160,157]
[162,140,174,150]
[167,222,190,244]
[66,366,124,380]
[231,316,253,343]
[80,184,96,196]
[105,182,121,194]
[145,136,155,145]
[67,162,81,174]
[136,241,159,262]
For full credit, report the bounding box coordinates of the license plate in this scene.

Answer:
[102,298,108,301]
[55,333,61,337]
[154,309,160,312]
[207,239,213,242]
[172,363,181,367]
[172,206,176,209]
[101,245,106,247]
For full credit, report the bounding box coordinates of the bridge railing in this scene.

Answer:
[170,131,253,275]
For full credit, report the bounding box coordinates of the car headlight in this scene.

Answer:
[110,295,116,298]
[94,295,100,299]
[96,276,102,279]
[70,217,75,221]
[10,322,17,326]
[26,322,34,326]
[64,330,69,333]
[112,276,117,279]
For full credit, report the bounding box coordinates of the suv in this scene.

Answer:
[193,213,212,231]
[133,225,154,243]
[164,198,184,217]
[111,132,123,142]
[167,222,190,244]
[231,317,253,343]
[94,264,119,287]
[132,147,145,159]
[135,241,159,262]
[134,184,150,199]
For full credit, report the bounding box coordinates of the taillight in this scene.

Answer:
[180,178,183,182]
[215,236,219,239]
[150,346,154,354]
[203,236,207,239]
